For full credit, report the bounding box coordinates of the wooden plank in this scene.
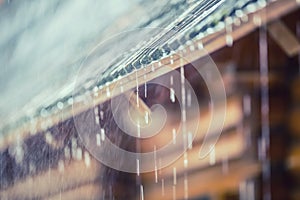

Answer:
[268,20,300,57]
[143,160,260,200]
[142,129,246,181]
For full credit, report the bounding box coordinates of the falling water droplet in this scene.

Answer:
[189,44,195,51]
[106,87,111,97]
[57,102,64,110]
[173,167,177,185]
[137,159,140,176]
[154,145,158,183]
[137,121,141,138]
[173,185,176,200]
[95,115,100,125]
[151,63,155,72]
[184,174,188,200]
[64,146,71,160]
[226,34,233,47]
[161,179,165,196]
[100,128,105,141]
[58,160,64,173]
[100,110,104,120]
[71,137,77,159]
[140,185,144,200]
[197,41,203,49]
[76,147,82,160]
[144,74,147,98]
[170,88,176,103]
[96,133,101,146]
[84,151,91,168]
[94,107,99,115]
[184,152,188,168]
[187,89,191,107]
[135,71,140,108]
[253,14,262,26]
[188,132,193,149]
[145,111,149,124]
[172,128,176,145]
[209,145,216,165]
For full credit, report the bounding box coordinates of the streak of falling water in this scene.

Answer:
[137,120,141,138]
[135,70,140,108]
[180,53,189,200]
[170,88,176,103]
[259,20,271,200]
[145,111,149,124]
[140,185,144,200]
[100,110,104,120]
[84,151,91,168]
[170,75,176,103]
[106,87,110,97]
[100,128,105,141]
[151,63,155,72]
[161,178,165,196]
[180,65,187,150]
[173,185,176,200]
[297,21,300,74]
[170,129,175,146]
[183,152,188,168]
[144,73,147,98]
[154,145,158,183]
[137,159,140,176]
[187,89,191,107]
[94,109,99,124]
[209,145,216,165]
[173,167,177,185]
[184,173,188,200]
[96,133,101,146]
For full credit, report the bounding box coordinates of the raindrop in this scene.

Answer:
[173,185,176,200]
[58,160,64,173]
[154,145,158,183]
[76,147,82,160]
[161,178,165,196]
[184,152,188,168]
[84,151,91,168]
[145,111,149,124]
[140,185,144,200]
[96,133,101,146]
[172,128,176,145]
[100,128,105,141]
[137,159,140,176]
[64,146,70,160]
[209,145,216,165]
[173,167,177,185]
[170,88,176,103]
[57,102,64,110]
[106,87,111,97]
[184,174,188,200]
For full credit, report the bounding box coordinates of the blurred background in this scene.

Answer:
[0,0,300,199]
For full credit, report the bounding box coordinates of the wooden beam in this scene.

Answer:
[268,20,300,57]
